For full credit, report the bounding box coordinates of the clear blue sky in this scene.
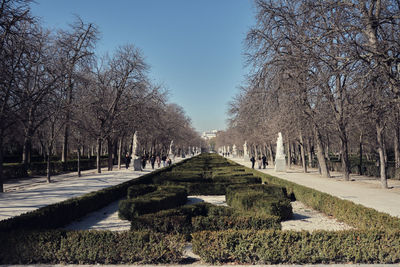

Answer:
[30,0,255,133]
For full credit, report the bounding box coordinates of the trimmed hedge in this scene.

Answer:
[226,184,292,221]
[2,158,108,181]
[127,184,157,199]
[192,230,400,264]
[227,157,400,231]
[0,230,185,264]
[0,157,191,232]
[191,215,281,232]
[118,185,188,220]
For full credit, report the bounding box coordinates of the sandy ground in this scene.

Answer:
[64,195,352,232]
[231,157,400,218]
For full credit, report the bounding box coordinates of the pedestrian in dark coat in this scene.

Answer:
[150,155,156,170]
[125,153,131,169]
[262,155,267,169]
[250,156,255,169]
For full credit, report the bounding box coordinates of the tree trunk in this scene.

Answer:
[395,111,400,169]
[61,123,69,162]
[358,132,363,175]
[97,138,102,174]
[118,138,122,170]
[46,146,51,183]
[299,132,307,173]
[77,146,81,177]
[376,121,388,188]
[286,136,291,169]
[107,137,113,171]
[339,124,350,181]
[315,128,330,178]
[22,134,32,166]
[268,143,274,165]
[307,138,313,168]
[0,134,4,193]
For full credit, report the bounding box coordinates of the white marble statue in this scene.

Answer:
[243,141,249,160]
[275,132,286,172]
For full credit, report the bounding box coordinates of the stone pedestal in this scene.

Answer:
[133,159,142,171]
[274,157,286,172]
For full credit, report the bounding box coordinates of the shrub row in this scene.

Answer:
[118,185,188,220]
[130,203,281,238]
[0,230,185,264]
[127,184,157,199]
[328,159,398,179]
[192,230,400,264]
[229,158,400,231]
[2,158,108,181]
[226,184,292,221]
[0,157,190,232]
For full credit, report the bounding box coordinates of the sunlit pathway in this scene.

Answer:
[231,157,400,218]
[0,158,185,221]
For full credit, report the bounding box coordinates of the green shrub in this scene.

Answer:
[192,230,400,264]
[191,214,281,231]
[118,186,188,220]
[127,184,157,199]
[0,230,185,264]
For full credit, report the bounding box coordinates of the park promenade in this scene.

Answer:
[0,158,184,221]
[232,157,400,218]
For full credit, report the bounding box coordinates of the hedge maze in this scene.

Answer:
[1,153,400,264]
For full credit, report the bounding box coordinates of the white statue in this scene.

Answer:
[275,132,286,172]
[168,140,174,156]
[132,132,138,160]
[243,141,249,160]
[232,144,237,157]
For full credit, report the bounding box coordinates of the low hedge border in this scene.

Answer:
[192,230,400,264]
[0,156,193,232]
[227,158,400,231]
[118,185,188,220]
[0,230,185,264]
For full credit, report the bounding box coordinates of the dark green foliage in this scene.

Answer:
[0,230,185,264]
[118,186,188,220]
[192,230,400,264]
[226,184,292,221]
[127,184,157,199]
[191,214,281,231]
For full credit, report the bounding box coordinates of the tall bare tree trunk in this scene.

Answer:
[97,138,102,174]
[0,134,4,192]
[107,137,113,171]
[315,128,330,178]
[268,142,274,164]
[376,121,388,188]
[46,145,51,183]
[286,136,291,169]
[77,146,81,177]
[339,124,350,180]
[307,138,313,168]
[118,138,122,170]
[395,109,400,169]
[299,132,307,173]
[358,132,363,175]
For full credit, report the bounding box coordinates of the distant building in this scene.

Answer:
[201,130,218,140]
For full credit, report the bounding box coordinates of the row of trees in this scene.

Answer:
[0,0,204,192]
[219,0,400,188]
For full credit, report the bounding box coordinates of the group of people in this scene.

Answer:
[250,155,268,169]
[125,153,172,170]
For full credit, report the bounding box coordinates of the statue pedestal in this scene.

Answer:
[274,157,286,172]
[243,155,250,161]
[133,159,142,171]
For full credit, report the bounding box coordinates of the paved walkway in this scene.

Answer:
[231,157,400,218]
[0,158,185,221]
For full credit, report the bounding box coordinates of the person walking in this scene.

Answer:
[125,153,131,169]
[141,155,147,169]
[167,157,172,166]
[156,155,161,168]
[250,155,255,169]
[262,154,268,169]
[150,155,156,170]
[162,154,167,167]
